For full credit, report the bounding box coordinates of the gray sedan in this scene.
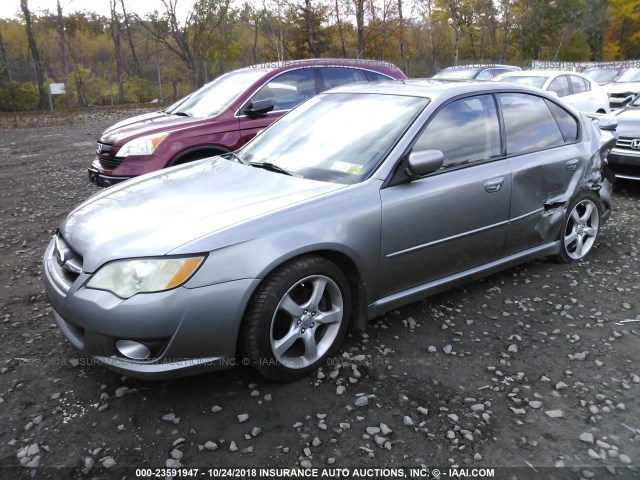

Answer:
[43,81,616,381]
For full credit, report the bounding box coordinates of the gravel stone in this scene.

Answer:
[237,414,249,423]
[545,410,564,418]
[204,441,218,451]
[579,432,594,444]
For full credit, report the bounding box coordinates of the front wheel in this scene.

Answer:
[242,256,351,381]
[556,191,601,263]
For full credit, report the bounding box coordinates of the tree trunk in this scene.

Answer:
[20,0,48,109]
[335,0,347,57]
[0,24,12,82]
[110,0,125,103]
[252,9,260,63]
[397,0,406,72]
[354,0,365,57]
[56,0,70,105]
[425,0,436,73]
[304,0,318,57]
[119,0,139,75]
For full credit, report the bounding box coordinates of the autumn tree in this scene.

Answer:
[20,0,48,109]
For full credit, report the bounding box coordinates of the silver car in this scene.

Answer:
[43,81,616,381]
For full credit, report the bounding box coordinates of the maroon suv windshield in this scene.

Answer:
[168,69,268,118]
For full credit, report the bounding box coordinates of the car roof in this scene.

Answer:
[234,58,403,75]
[439,64,518,71]
[326,78,557,102]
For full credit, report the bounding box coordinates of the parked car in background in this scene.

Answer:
[608,94,640,180]
[432,64,521,80]
[582,66,626,85]
[45,80,615,381]
[493,70,610,114]
[604,68,640,109]
[88,59,407,187]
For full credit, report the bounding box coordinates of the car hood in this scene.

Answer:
[103,111,167,134]
[613,105,640,137]
[60,159,346,272]
[99,112,205,145]
[605,82,640,94]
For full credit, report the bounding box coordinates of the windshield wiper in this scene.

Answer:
[221,151,247,165]
[249,161,301,177]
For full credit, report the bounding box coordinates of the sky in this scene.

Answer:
[0,0,184,20]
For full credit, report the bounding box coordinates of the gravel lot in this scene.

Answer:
[0,114,639,480]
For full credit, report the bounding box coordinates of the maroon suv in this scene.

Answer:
[89,59,407,187]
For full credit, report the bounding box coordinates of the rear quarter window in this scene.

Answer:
[545,100,579,142]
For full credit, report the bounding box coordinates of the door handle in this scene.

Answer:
[484,177,504,193]
[565,159,580,171]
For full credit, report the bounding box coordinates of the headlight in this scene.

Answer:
[117,133,168,157]
[87,256,205,298]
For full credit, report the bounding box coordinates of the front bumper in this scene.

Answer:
[88,167,131,187]
[43,237,260,379]
[607,148,640,181]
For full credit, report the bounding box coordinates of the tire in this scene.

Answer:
[242,256,351,381]
[556,190,601,263]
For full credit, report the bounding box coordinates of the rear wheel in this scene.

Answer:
[242,256,350,381]
[556,191,601,263]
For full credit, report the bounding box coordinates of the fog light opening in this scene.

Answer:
[116,340,151,360]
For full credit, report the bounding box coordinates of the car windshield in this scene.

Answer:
[433,68,480,80]
[615,68,640,83]
[167,69,267,118]
[495,75,547,88]
[583,68,621,83]
[238,93,429,184]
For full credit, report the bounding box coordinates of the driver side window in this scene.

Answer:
[248,69,317,112]
[413,95,501,170]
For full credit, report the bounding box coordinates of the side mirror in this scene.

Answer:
[406,149,444,178]
[244,99,274,117]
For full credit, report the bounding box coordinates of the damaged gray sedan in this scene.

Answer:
[43,81,616,381]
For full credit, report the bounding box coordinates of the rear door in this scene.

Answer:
[379,94,511,297]
[499,92,585,255]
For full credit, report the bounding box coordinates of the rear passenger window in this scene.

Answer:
[545,100,579,142]
[569,75,589,93]
[365,71,392,82]
[413,95,501,169]
[498,93,565,155]
[319,68,368,91]
[548,76,570,97]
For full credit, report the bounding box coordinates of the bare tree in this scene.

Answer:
[0,22,12,82]
[302,0,319,57]
[398,0,407,71]
[334,0,347,57]
[119,0,140,75]
[140,0,230,86]
[110,0,125,103]
[56,0,70,104]
[20,0,48,109]
[354,0,365,57]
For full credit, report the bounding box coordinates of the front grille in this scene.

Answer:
[96,142,122,170]
[615,137,640,151]
[49,234,83,292]
[98,156,123,169]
